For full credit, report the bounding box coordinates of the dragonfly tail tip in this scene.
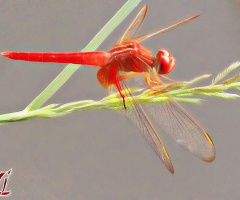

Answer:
[1,52,11,58]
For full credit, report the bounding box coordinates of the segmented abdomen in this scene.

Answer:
[1,51,111,66]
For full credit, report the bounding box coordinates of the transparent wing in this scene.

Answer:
[133,15,199,43]
[118,5,148,44]
[120,81,174,173]
[143,100,215,161]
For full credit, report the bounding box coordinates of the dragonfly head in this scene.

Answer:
[155,49,176,74]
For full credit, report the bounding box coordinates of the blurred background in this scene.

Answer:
[0,0,240,199]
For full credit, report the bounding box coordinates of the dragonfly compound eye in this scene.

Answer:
[156,50,176,74]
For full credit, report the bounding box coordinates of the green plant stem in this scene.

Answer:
[0,65,239,124]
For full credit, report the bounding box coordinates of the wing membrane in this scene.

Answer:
[118,6,148,44]
[143,100,215,161]
[120,82,174,173]
[133,15,199,43]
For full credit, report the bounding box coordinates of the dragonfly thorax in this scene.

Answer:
[109,42,154,72]
[109,42,140,58]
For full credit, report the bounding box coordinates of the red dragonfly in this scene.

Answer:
[1,6,215,173]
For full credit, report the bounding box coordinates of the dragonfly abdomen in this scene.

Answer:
[1,51,111,66]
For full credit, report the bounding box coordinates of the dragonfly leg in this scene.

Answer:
[145,70,162,88]
[97,66,126,109]
[158,74,175,82]
[145,72,152,88]
[117,71,140,81]
[146,69,174,87]
[114,79,126,109]
[117,70,161,89]
[117,71,169,88]
[109,66,127,109]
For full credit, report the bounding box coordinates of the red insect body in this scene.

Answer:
[2,51,111,67]
[1,6,215,174]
